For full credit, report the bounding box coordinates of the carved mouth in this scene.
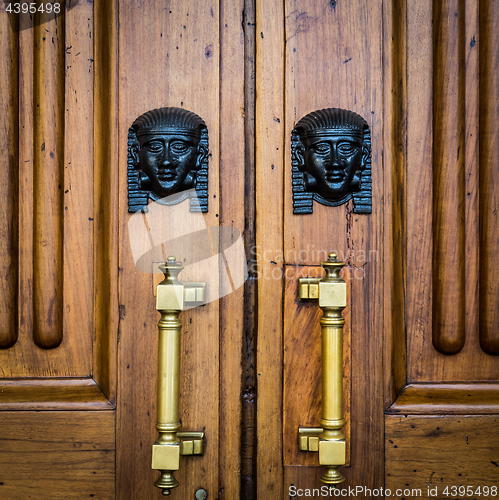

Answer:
[158,170,177,182]
[326,172,345,182]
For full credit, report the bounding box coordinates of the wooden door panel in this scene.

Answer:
[0,2,118,498]
[0,411,115,500]
[255,0,384,496]
[385,0,499,494]
[116,1,246,498]
[386,416,499,498]
[1,0,498,498]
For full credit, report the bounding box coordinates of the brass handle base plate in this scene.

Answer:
[177,431,204,455]
[298,427,346,466]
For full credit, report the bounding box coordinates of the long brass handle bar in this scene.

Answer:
[152,256,205,496]
[298,252,347,486]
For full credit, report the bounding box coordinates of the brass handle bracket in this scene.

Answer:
[297,253,347,486]
[152,257,206,496]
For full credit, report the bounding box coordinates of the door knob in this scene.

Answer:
[152,256,206,496]
[297,252,347,486]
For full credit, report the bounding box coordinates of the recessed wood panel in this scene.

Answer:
[405,0,499,382]
[479,0,499,355]
[432,0,465,355]
[0,12,19,350]
[283,266,351,467]
[0,411,115,499]
[386,415,499,496]
[32,12,64,350]
[0,1,97,377]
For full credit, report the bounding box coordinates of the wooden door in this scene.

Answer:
[1,1,498,499]
[0,1,117,498]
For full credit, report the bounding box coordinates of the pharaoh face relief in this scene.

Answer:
[292,108,372,214]
[128,107,209,213]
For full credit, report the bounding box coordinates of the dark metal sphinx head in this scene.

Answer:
[291,108,371,214]
[128,107,209,212]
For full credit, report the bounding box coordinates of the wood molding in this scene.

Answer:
[387,383,499,415]
[0,378,115,411]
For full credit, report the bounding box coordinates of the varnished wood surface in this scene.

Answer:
[0,411,115,499]
[383,0,407,409]
[0,378,114,411]
[432,0,466,355]
[32,10,64,349]
[283,266,351,467]
[255,0,285,497]
[281,0,384,495]
[117,2,221,498]
[0,1,97,377]
[387,383,499,415]
[403,0,499,383]
[219,0,246,497]
[386,415,499,495]
[0,9,18,350]
[479,0,499,355]
[92,0,119,404]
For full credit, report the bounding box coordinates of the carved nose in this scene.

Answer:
[161,150,172,166]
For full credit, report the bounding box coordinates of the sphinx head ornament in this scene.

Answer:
[128,107,209,212]
[291,108,371,214]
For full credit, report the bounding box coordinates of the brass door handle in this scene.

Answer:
[152,256,206,496]
[297,253,347,486]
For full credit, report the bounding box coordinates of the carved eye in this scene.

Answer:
[170,141,190,155]
[337,142,358,156]
[313,143,331,155]
[147,142,163,153]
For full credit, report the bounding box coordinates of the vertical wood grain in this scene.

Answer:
[0,0,95,377]
[383,0,407,407]
[63,0,94,371]
[255,0,285,496]
[242,1,257,497]
[464,0,480,364]
[283,0,384,492]
[406,0,434,379]
[117,2,221,498]
[406,0,499,381]
[93,0,119,401]
[219,0,245,498]
[15,15,35,374]
[0,411,115,499]
[0,17,19,349]
[479,0,499,355]
[32,10,65,349]
[283,267,351,467]
[432,0,466,355]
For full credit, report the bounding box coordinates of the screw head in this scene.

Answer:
[195,488,208,500]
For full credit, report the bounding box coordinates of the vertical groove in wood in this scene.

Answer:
[32,11,65,349]
[0,18,19,349]
[241,1,257,497]
[478,0,499,355]
[255,0,285,495]
[464,0,479,360]
[93,0,119,400]
[406,0,434,380]
[432,0,466,355]
[383,0,407,406]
